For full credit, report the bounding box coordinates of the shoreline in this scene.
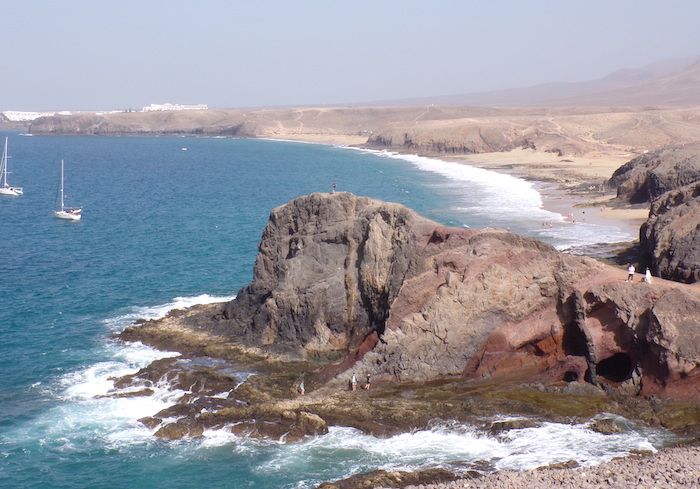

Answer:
[117,138,694,488]
[409,445,700,489]
[442,148,648,243]
[276,135,648,244]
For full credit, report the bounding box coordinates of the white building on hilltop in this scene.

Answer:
[142,103,208,112]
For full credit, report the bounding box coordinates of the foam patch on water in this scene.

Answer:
[371,150,554,221]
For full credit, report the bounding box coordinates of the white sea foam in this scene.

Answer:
[102,293,236,333]
[5,295,237,451]
[18,343,184,450]
[5,292,674,483]
[353,148,635,250]
[255,418,672,485]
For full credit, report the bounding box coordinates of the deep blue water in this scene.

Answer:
[0,133,664,489]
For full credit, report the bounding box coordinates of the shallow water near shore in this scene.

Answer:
[0,133,658,488]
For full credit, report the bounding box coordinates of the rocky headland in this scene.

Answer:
[110,191,700,488]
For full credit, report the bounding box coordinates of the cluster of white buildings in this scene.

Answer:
[1,110,75,122]
[141,103,208,112]
[1,103,208,122]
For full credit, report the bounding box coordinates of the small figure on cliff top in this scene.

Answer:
[351,374,357,391]
[298,381,305,396]
[331,181,337,194]
[626,264,635,282]
[364,374,371,390]
[644,268,653,284]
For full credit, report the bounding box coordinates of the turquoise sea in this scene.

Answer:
[0,133,673,488]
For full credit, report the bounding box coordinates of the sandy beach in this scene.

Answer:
[447,148,649,238]
[277,136,649,243]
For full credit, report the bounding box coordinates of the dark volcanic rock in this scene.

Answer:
[210,193,700,400]
[607,145,700,204]
[215,192,437,356]
[124,192,700,406]
[640,181,700,283]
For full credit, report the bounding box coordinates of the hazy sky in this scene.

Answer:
[3,0,700,111]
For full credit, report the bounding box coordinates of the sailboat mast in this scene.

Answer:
[59,159,65,211]
[1,137,8,187]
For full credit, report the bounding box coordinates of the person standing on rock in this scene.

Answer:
[298,381,305,396]
[644,268,653,284]
[351,374,357,391]
[626,264,635,282]
[364,374,371,390]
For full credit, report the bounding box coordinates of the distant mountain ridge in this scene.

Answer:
[371,55,700,107]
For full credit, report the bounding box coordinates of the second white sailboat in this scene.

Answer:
[53,159,82,221]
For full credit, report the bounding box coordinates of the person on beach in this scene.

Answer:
[364,374,371,390]
[626,264,635,282]
[351,374,357,391]
[644,268,653,284]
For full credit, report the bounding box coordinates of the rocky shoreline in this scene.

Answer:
[115,302,700,488]
[109,190,700,488]
[105,134,700,488]
[314,447,700,488]
[404,445,700,489]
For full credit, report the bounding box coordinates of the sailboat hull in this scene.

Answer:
[0,186,22,196]
[53,210,81,221]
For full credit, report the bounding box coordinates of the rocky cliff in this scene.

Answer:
[640,181,700,283]
[215,193,434,356]
[606,145,700,284]
[115,193,700,443]
[179,192,700,400]
[29,106,700,161]
[607,145,700,203]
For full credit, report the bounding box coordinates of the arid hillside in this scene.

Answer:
[29,105,700,160]
[27,55,700,159]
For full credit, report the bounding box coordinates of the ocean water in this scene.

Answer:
[0,133,667,488]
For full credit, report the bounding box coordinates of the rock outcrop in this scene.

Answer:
[605,145,700,284]
[214,193,436,356]
[640,181,700,283]
[115,192,700,443]
[607,145,700,204]
[180,192,700,400]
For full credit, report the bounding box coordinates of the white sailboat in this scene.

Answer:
[53,159,82,221]
[0,137,23,196]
